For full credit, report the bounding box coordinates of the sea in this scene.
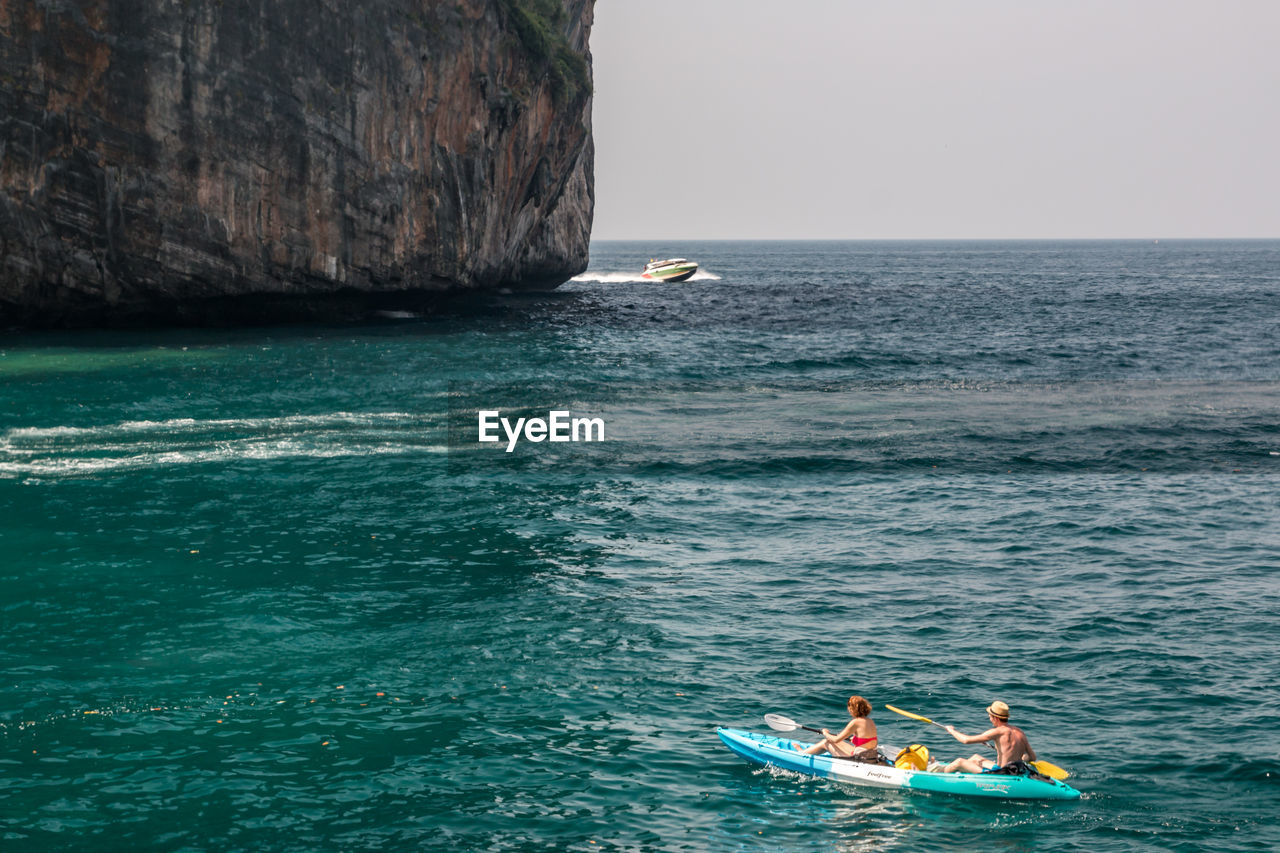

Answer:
[1,240,1278,851]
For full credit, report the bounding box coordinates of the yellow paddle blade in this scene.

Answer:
[1031,760,1070,781]
[885,704,935,725]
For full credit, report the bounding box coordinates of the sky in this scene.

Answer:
[588,1,1280,240]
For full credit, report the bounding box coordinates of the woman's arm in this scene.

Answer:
[826,720,860,744]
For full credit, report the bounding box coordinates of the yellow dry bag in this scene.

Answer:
[894,744,930,771]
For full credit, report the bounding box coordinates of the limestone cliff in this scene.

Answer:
[0,0,594,326]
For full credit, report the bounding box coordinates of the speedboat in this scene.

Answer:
[641,258,698,282]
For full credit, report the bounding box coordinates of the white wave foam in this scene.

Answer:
[4,412,422,442]
[0,441,448,478]
[571,272,649,283]
[0,412,445,478]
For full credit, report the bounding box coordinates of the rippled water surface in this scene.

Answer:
[2,241,1279,850]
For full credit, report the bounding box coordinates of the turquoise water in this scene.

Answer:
[2,240,1279,850]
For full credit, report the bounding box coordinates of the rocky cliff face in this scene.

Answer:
[0,0,594,326]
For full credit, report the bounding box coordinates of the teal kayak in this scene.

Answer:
[718,728,1081,801]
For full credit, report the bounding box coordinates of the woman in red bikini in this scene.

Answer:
[800,695,878,758]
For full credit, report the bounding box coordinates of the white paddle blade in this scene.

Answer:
[763,713,800,732]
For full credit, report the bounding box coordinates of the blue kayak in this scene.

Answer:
[718,728,1081,801]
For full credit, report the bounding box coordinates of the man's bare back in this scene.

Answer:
[986,720,1035,766]
[942,700,1037,773]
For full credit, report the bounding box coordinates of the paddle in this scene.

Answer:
[884,705,1070,781]
[763,713,823,735]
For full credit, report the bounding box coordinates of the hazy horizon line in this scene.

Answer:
[589,236,1279,244]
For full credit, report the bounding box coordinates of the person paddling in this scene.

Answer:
[800,695,878,759]
[941,700,1038,773]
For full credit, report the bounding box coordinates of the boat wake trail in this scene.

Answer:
[0,412,444,479]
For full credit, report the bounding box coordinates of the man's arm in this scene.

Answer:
[945,725,997,745]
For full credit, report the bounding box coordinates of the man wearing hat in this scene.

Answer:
[940,700,1038,774]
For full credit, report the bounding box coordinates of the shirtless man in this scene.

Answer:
[941,700,1036,773]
